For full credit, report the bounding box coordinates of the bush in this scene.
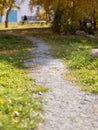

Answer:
[87,29,94,35]
[63,23,77,35]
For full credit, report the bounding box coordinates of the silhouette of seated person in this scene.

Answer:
[23,15,27,23]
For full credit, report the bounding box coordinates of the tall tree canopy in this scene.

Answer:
[30,0,98,33]
[30,0,98,17]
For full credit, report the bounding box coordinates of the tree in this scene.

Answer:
[0,0,20,28]
[30,0,98,33]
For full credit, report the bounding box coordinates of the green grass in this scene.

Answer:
[0,34,48,130]
[29,31,98,93]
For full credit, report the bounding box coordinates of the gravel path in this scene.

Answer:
[24,36,98,130]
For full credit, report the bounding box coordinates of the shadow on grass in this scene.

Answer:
[0,33,34,69]
[0,29,97,69]
[25,30,98,58]
[0,29,97,92]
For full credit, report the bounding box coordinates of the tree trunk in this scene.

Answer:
[5,6,12,28]
[5,11,9,28]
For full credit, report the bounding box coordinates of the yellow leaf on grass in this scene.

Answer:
[0,98,4,104]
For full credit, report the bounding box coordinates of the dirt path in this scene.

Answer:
[24,36,98,130]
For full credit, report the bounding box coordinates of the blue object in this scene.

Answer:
[8,10,17,22]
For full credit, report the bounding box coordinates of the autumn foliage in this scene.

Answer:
[30,0,98,33]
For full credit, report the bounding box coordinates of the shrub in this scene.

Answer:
[87,29,94,35]
[63,23,77,35]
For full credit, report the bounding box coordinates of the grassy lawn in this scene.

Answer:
[0,22,51,30]
[21,30,98,93]
[0,33,48,130]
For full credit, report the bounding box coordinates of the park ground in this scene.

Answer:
[12,28,98,93]
[0,22,50,30]
[0,25,98,129]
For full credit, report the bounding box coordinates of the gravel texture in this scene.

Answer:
[24,36,98,130]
